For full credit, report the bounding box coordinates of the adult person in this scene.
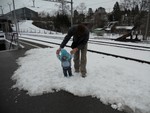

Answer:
[56,24,89,77]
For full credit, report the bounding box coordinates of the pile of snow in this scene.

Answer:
[12,47,150,113]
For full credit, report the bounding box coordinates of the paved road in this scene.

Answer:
[0,41,127,113]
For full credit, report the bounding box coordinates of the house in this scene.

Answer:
[104,21,118,33]
[0,16,12,32]
[5,7,38,20]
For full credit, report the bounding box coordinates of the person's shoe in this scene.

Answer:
[69,74,73,77]
[81,74,87,78]
[75,70,79,73]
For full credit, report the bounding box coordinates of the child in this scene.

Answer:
[56,49,73,77]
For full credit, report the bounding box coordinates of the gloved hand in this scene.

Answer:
[70,48,78,54]
[56,48,61,54]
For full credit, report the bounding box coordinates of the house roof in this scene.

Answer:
[15,7,38,13]
[94,28,104,31]
[5,7,38,15]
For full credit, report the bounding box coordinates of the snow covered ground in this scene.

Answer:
[19,34,150,62]
[15,20,59,34]
[18,21,150,62]
[11,20,150,113]
[12,47,150,113]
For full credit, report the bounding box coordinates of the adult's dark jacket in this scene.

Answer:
[60,25,89,49]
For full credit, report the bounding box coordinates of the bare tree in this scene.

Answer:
[76,2,86,14]
[55,1,70,14]
[120,0,150,38]
[120,0,148,11]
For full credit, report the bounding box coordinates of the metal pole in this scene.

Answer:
[12,0,19,48]
[70,0,73,26]
[32,0,35,7]
[12,0,18,32]
[62,0,64,14]
[144,0,150,40]
[8,3,13,21]
[0,6,4,15]
[8,3,12,12]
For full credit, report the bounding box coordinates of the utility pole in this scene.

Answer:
[70,0,73,26]
[0,6,4,15]
[144,0,150,40]
[64,0,73,26]
[8,3,12,12]
[12,0,19,48]
[61,0,65,14]
[32,0,35,7]
[44,0,73,26]
[12,0,18,32]
[7,3,13,21]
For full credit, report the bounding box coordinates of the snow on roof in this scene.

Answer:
[115,26,134,30]
[94,28,104,31]
[105,28,111,31]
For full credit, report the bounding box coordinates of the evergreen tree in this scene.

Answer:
[54,13,70,32]
[88,8,94,17]
[134,5,139,15]
[86,8,94,23]
[108,13,114,21]
[78,14,85,23]
[73,9,85,24]
[73,10,79,24]
[112,2,122,21]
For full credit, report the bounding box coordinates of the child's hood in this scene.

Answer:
[61,49,70,58]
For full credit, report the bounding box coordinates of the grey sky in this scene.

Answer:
[74,0,117,12]
[0,0,118,14]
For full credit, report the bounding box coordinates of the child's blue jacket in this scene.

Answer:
[57,49,72,68]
